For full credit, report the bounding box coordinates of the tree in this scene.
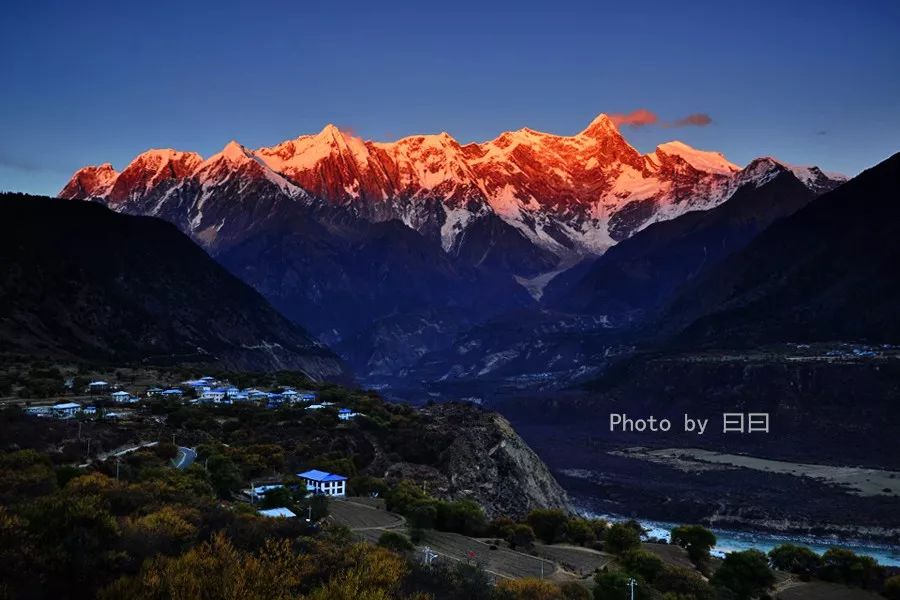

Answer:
[100,534,307,600]
[527,509,570,544]
[620,549,664,583]
[204,454,243,498]
[435,500,486,536]
[653,566,715,600]
[768,544,822,577]
[604,523,641,554]
[593,572,649,600]
[711,549,775,600]
[818,547,883,588]
[559,582,591,600]
[488,516,517,540]
[408,503,438,529]
[123,505,198,558]
[258,486,295,509]
[563,518,596,546]
[670,525,716,565]
[509,524,536,550]
[377,531,414,553]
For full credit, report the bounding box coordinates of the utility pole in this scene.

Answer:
[627,577,637,600]
[306,505,312,523]
[115,457,121,481]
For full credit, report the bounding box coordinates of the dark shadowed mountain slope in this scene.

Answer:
[663,152,900,347]
[0,194,350,379]
[543,164,817,325]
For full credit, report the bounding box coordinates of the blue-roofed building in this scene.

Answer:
[161,388,184,397]
[200,388,229,403]
[247,483,285,503]
[298,390,318,403]
[258,507,295,518]
[297,469,347,497]
[111,390,133,404]
[50,402,81,419]
[338,408,359,421]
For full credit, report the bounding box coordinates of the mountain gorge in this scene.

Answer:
[59,114,846,385]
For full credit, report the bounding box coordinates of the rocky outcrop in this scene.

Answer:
[383,403,571,519]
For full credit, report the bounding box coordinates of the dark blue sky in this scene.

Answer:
[3,0,898,195]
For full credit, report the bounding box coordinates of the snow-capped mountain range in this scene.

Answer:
[59,113,845,271]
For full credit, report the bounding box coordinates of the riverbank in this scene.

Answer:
[583,509,900,567]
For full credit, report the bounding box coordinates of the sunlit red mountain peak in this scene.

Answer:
[59,113,845,262]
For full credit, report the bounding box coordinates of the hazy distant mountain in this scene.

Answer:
[0,194,350,379]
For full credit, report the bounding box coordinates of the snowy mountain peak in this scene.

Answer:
[59,163,119,199]
[579,113,620,137]
[218,140,254,163]
[655,141,741,175]
[60,113,847,264]
[127,148,203,169]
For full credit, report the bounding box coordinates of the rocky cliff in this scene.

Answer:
[382,402,572,519]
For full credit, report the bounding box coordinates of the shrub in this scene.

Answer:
[377,531,413,553]
[527,509,569,544]
[711,549,775,600]
[620,549,664,582]
[603,523,641,555]
[768,544,822,576]
[818,547,883,588]
[670,524,716,565]
[509,524,536,550]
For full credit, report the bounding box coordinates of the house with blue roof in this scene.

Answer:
[258,507,295,518]
[297,469,347,497]
[337,408,359,421]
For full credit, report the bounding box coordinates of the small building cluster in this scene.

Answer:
[25,402,93,419]
[22,374,364,421]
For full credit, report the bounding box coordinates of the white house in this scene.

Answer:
[298,390,317,403]
[297,469,347,497]
[24,406,50,417]
[87,381,109,393]
[338,408,359,421]
[111,391,132,404]
[200,388,228,403]
[50,402,81,419]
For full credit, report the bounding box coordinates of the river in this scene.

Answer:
[591,510,900,567]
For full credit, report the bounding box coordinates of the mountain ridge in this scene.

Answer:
[59,113,845,270]
[0,193,351,379]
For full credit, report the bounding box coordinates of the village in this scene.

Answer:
[19,374,361,422]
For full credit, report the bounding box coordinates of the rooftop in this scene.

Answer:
[52,402,81,410]
[297,469,347,482]
[258,507,295,518]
